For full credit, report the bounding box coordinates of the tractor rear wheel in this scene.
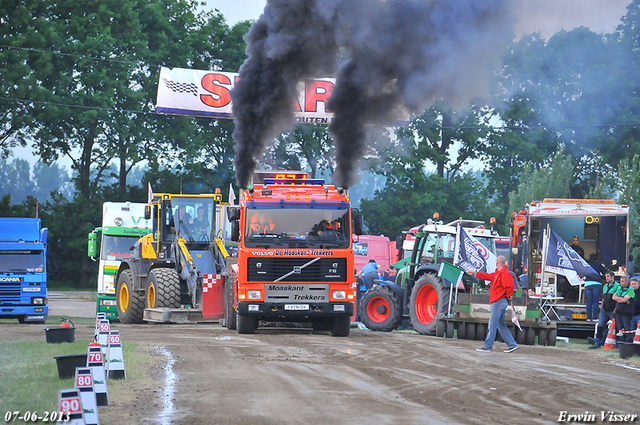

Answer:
[116,270,144,324]
[359,286,402,332]
[224,278,236,330]
[146,268,180,309]
[409,274,449,335]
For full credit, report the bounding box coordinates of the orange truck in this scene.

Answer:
[224,171,363,336]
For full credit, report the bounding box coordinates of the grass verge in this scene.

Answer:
[0,337,161,418]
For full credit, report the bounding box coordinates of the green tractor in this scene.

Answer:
[359,219,497,334]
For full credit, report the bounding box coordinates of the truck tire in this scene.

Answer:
[525,327,536,346]
[116,270,144,324]
[409,274,449,335]
[331,316,351,337]
[435,315,445,337]
[236,313,258,334]
[516,327,526,345]
[538,328,548,346]
[146,268,180,309]
[445,321,454,338]
[457,322,467,339]
[548,325,557,346]
[476,323,487,341]
[466,322,476,340]
[224,279,236,330]
[359,286,402,332]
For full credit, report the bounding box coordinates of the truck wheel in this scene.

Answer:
[457,322,467,339]
[435,315,445,337]
[538,328,548,346]
[525,327,536,346]
[516,327,526,345]
[466,322,477,340]
[313,319,332,331]
[146,268,181,309]
[331,316,351,337]
[409,274,449,335]
[476,323,487,341]
[224,279,236,330]
[445,321,454,338]
[236,314,258,334]
[116,270,144,324]
[359,286,402,332]
[548,325,557,346]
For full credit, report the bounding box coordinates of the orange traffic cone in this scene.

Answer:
[633,321,640,345]
[603,319,617,350]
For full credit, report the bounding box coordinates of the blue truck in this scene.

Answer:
[0,218,48,323]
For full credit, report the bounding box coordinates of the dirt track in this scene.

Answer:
[3,293,639,424]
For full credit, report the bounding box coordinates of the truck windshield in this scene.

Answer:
[101,236,137,260]
[0,250,45,273]
[244,208,350,248]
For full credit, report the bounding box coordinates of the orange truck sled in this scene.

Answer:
[224,171,363,336]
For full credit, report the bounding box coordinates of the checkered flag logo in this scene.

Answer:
[162,78,199,97]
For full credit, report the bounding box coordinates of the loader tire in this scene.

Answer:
[117,270,144,324]
[409,274,449,335]
[236,313,258,334]
[359,286,402,332]
[146,268,181,309]
[224,278,236,330]
[331,316,351,337]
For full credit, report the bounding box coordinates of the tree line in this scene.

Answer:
[2,0,640,287]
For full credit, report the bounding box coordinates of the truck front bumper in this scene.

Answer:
[237,301,354,319]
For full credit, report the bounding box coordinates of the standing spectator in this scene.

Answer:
[466,255,518,353]
[570,236,585,258]
[583,256,604,322]
[613,275,635,342]
[359,259,380,291]
[589,271,620,349]
[630,278,640,333]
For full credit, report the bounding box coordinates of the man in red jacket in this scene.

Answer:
[466,255,518,353]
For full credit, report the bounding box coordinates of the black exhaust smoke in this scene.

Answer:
[231,0,514,188]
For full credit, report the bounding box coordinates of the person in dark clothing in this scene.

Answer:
[613,275,635,341]
[570,236,585,258]
[630,278,640,332]
[589,271,620,349]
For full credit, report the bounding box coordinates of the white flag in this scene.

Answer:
[228,183,236,206]
[147,183,154,204]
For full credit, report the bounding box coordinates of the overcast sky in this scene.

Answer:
[205,0,631,39]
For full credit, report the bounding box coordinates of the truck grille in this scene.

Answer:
[247,258,348,283]
[0,284,21,303]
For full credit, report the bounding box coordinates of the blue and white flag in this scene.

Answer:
[454,229,497,274]
[545,230,598,286]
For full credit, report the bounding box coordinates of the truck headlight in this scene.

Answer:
[247,290,261,300]
[32,297,45,305]
[100,299,117,306]
[332,290,346,300]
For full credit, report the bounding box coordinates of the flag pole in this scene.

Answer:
[539,223,551,310]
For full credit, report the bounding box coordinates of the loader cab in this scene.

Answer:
[150,194,221,256]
